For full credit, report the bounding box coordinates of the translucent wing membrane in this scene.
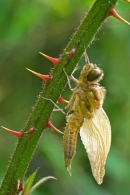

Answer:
[80,108,111,184]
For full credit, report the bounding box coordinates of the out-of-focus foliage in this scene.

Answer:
[0,0,130,195]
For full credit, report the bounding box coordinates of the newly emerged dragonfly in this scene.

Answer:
[63,56,111,184]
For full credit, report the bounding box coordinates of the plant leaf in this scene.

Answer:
[21,169,38,195]
[27,176,57,195]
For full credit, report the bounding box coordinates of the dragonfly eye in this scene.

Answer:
[87,67,102,81]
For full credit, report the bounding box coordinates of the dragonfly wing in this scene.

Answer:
[80,108,111,184]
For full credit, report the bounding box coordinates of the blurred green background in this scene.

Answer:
[0,0,130,194]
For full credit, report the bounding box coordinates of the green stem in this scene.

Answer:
[0,0,117,194]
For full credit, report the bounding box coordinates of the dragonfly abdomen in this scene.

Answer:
[63,112,84,175]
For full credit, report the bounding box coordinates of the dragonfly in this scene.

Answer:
[63,55,111,184]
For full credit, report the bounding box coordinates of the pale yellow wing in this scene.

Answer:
[80,108,111,184]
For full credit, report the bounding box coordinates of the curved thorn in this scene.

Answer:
[25,127,35,135]
[58,96,69,104]
[108,8,130,25]
[66,47,77,57]
[17,180,24,192]
[46,120,64,135]
[39,52,60,65]
[1,126,22,138]
[26,68,51,82]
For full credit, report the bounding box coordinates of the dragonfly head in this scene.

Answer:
[80,63,103,83]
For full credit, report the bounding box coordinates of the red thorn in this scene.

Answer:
[1,126,22,138]
[124,0,130,2]
[108,7,130,25]
[26,68,51,82]
[17,180,24,192]
[46,120,63,134]
[58,96,69,104]
[24,127,35,135]
[66,47,77,57]
[39,52,60,65]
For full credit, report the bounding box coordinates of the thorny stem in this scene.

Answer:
[0,0,118,194]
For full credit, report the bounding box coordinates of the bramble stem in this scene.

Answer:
[0,0,117,194]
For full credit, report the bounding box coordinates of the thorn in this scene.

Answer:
[108,7,130,25]
[39,52,60,65]
[66,47,77,57]
[1,126,22,138]
[58,96,69,104]
[17,179,20,190]
[46,120,63,135]
[124,0,130,2]
[26,68,51,82]
[26,127,35,135]
[17,180,24,192]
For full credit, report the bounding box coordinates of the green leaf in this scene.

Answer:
[27,176,56,195]
[21,169,38,195]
